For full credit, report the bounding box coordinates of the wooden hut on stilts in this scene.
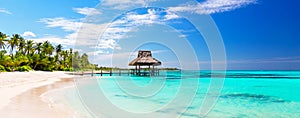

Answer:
[129,50,161,76]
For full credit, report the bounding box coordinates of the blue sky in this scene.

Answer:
[0,0,299,70]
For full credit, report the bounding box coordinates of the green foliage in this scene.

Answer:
[63,68,74,71]
[16,65,32,72]
[0,32,95,72]
[72,52,96,71]
[0,65,5,72]
[41,67,53,71]
[5,67,12,72]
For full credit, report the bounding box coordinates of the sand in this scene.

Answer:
[0,71,77,117]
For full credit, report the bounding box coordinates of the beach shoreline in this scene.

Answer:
[0,71,79,117]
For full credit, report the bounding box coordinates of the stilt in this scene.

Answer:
[110,69,112,76]
[92,70,94,76]
[135,65,137,75]
[152,65,155,76]
[138,65,141,76]
[148,65,150,76]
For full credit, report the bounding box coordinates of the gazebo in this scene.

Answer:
[129,50,161,76]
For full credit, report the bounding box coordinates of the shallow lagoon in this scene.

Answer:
[53,71,300,117]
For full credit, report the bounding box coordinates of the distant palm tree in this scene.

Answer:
[55,44,63,55]
[0,32,93,71]
[42,41,54,57]
[0,32,7,50]
[0,50,7,61]
[55,44,63,65]
[68,48,73,67]
[7,34,22,55]
[25,40,34,55]
[35,42,42,54]
[18,37,26,54]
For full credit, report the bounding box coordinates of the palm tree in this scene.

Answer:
[42,41,54,57]
[0,32,94,71]
[55,44,63,55]
[18,37,26,54]
[55,44,62,61]
[25,40,34,55]
[7,34,21,55]
[0,32,7,50]
[54,44,63,69]
[35,42,42,54]
[0,50,7,63]
[68,48,73,68]
[60,50,67,69]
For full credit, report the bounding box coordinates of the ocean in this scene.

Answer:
[45,71,300,118]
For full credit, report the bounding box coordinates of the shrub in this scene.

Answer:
[16,65,33,72]
[5,67,12,72]
[42,67,53,71]
[63,68,74,71]
[0,65,6,72]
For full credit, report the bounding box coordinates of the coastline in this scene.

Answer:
[0,71,79,117]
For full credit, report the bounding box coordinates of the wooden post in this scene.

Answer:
[138,65,141,76]
[152,65,154,76]
[110,69,112,76]
[135,65,137,75]
[92,69,94,76]
[148,65,150,76]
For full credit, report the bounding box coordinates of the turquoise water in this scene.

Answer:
[60,71,300,117]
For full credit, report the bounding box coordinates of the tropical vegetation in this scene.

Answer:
[0,32,95,72]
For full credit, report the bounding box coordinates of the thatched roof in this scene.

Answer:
[129,50,161,66]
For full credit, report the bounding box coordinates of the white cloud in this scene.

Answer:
[39,17,107,46]
[167,0,256,14]
[38,0,255,57]
[90,51,136,62]
[73,7,102,16]
[0,8,12,15]
[178,34,187,38]
[125,9,163,25]
[22,31,37,37]
[101,9,171,39]
[87,50,107,56]
[90,9,166,52]
[39,17,112,46]
[101,0,146,10]
[88,8,182,53]
[39,17,82,32]
[97,39,121,50]
[29,36,75,46]
[41,0,255,53]
[164,11,180,20]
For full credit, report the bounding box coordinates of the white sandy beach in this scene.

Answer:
[0,71,77,117]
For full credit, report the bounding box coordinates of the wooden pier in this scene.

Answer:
[72,68,160,76]
[72,50,162,77]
